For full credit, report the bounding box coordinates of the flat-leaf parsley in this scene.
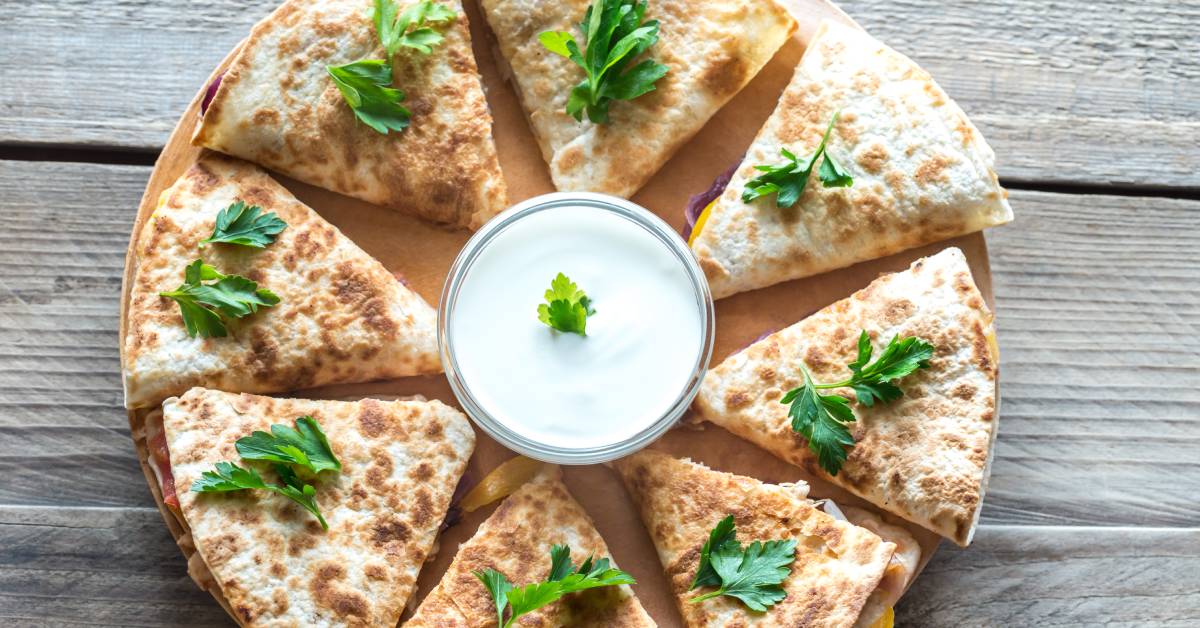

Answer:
[780,331,933,475]
[539,0,669,124]
[537,272,595,336]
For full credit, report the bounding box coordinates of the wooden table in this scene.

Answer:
[1,0,1197,625]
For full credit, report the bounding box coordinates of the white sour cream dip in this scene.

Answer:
[441,195,712,461]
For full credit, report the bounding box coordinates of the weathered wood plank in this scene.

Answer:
[0,506,231,627]
[1,159,1198,526]
[983,191,1200,527]
[1,1,1196,188]
[897,525,1200,626]
[1,507,1195,627]
[843,0,1200,188]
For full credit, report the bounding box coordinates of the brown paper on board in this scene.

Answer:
[120,0,996,624]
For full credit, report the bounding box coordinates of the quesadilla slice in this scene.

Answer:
[480,0,795,197]
[194,0,507,230]
[614,450,895,627]
[123,154,440,409]
[837,506,920,628]
[695,247,999,546]
[407,465,654,626]
[154,388,475,627]
[687,20,1013,299]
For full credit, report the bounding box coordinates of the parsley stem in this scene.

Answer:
[688,589,726,604]
[812,379,855,389]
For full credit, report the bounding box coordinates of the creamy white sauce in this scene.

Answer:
[448,205,704,450]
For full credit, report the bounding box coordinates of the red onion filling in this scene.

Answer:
[200,71,225,116]
[681,160,740,242]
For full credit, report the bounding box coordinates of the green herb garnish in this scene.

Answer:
[327,60,412,134]
[474,545,636,627]
[688,515,796,611]
[376,0,457,56]
[200,200,286,248]
[537,272,595,336]
[159,259,280,338]
[235,416,341,474]
[192,417,343,530]
[538,0,669,124]
[191,461,329,530]
[742,112,853,208]
[327,0,456,134]
[780,331,934,475]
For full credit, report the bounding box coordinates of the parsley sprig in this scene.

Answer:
[742,112,853,208]
[200,200,286,248]
[689,515,797,611]
[159,259,280,338]
[780,331,934,475]
[537,272,595,336]
[192,417,341,530]
[474,545,636,627]
[327,0,457,134]
[539,0,669,124]
[235,416,341,474]
[327,60,412,134]
[377,0,457,56]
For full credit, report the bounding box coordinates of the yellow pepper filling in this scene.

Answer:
[688,200,716,247]
[867,606,895,628]
[459,455,545,513]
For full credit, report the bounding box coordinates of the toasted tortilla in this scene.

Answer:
[691,20,1013,299]
[407,465,654,626]
[479,0,795,197]
[840,506,920,628]
[123,154,440,409]
[614,450,894,627]
[695,247,999,546]
[161,388,475,627]
[194,0,507,230]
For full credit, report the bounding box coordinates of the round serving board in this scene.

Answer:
[120,0,997,624]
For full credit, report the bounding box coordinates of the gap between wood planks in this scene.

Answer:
[0,143,1197,201]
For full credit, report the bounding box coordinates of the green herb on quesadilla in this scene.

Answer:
[328,60,413,134]
[538,0,669,124]
[200,200,287,248]
[192,417,342,530]
[742,112,854,208]
[688,515,797,611]
[235,416,341,475]
[328,0,457,134]
[781,331,934,476]
[537,272,595,336]
[375,0,457,56]
[191,461,330,530]
[473,545,636,627]
[159,259,280,338]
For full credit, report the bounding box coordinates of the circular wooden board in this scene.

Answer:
[119,0,997,624]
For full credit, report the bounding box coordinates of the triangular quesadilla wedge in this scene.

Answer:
[695,247,999,546]
[479,0,795,197]
[614,450,895,627]
[155,388,475,627]
[838,506,921,628]
[687,20,1013,298]
[407,465,654,626]
[194,0,507,230]
[123,154,440,409]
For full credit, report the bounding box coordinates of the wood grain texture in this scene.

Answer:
[842,0,1200,188]
[1,507,1195,627]
[897,525,1200,626]
[2,1,1197,188]
[2,159,1197,525]
[0,506,231,627]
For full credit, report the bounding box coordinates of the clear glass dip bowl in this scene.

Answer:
[438,192,715,464]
